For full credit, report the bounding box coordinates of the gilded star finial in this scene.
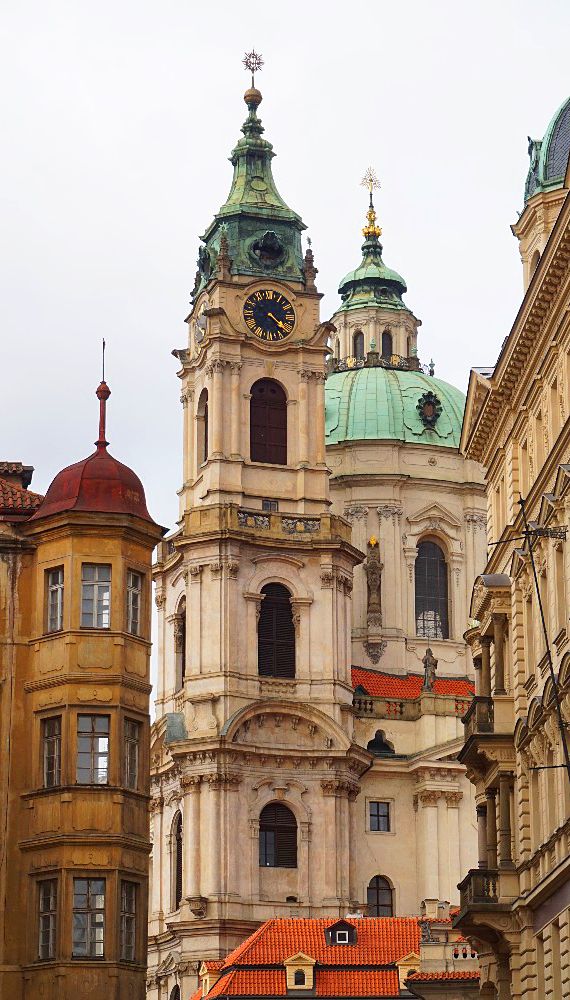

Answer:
[243,49,264,87]
[360,167,382,240]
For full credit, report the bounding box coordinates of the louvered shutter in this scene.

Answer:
[258,584,295,678]
[259,803,297,868]
[250,380,287,465]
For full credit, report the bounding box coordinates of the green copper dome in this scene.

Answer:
[192,88,306,299]
[325,366,465,449]
[525,95,570,203]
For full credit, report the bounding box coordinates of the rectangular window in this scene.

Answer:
[42,716,62,788]
[120,881,137,961]
[76,715,110,785]
[126,571,142,636]
[38,879,57,960]
[46,567,64,632]
[336,930,349,944]
[262,499,279,512]
[81,564,111,629]
[72,878,105,958]
[124,719,140,790]
[369,800,391,832]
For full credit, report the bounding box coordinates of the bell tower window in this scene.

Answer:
[381,330,393,359]
[250,379,287,465]
[197,389,209,465]
[353,331,364,360]
[258,583,295,678]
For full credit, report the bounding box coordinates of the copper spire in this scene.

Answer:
[95,380,111,450]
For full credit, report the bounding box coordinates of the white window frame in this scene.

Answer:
[72,877,105,958]
[38,878,57,960]
[81,564,111,629]
[126,570,142,635]
[120,880,137,961]
[335,930,349,944]
[76,715,110,785]
[124,718,140,790]
[42,715,62,788]
[47,567,64,632]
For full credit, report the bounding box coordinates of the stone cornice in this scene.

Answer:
[464,195,570,464]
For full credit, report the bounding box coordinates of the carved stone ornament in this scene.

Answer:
[238,510,270,530]
[416,390,442,428]
[364,639,386,664]
[344,504,368,522]
[282,517,320,534]
[377,504,403,520]
[364,536,383,628]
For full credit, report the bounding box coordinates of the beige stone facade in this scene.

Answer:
[147,87,487,999]
[456,153,570,996]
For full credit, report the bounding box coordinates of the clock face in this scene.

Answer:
[243,289,295,341]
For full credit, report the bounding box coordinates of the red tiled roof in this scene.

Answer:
[193,968,402,998]
[352,666,474,699]
[204,960,225,972]
[221,917,420,967]
[407,970,480,981]
[0,478,43,515]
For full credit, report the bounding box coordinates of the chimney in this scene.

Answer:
[0,462,34,490]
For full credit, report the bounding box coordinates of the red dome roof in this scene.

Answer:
[30,380,155,524]
[30,447,153,522]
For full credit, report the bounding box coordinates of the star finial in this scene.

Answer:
[243,49,264,87]
[360,167,382,240]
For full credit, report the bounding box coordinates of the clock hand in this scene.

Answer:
[267,312,286,331]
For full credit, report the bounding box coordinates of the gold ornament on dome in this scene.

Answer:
[360,167,382,239]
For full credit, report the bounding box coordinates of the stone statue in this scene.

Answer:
[364,536,383,630]
[422,647,438,691]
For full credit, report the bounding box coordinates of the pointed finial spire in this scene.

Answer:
[95,340,111,450]
[360,167,382,240]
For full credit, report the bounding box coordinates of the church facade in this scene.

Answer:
[147,79,487,998]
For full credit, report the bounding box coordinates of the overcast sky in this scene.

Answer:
[2,0,569,532]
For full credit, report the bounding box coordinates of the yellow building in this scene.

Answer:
[457,96,570,999]
[0,383,163,999]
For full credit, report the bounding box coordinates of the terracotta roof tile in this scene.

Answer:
[219,917,420,967]
[192,968,401,998]
[407,970,480,981]
[352,666,474,699]
[0,477,43,515]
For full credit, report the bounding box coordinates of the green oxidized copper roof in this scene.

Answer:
[525,95,570,203]
[325,366,465,448]
[192,88,306,298]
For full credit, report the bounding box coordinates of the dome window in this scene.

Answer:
[381,330,393,360]
[353,331,365,360]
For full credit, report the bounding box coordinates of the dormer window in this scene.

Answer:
[294,971,305,985]
[325,919,357,946]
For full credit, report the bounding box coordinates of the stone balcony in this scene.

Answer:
[458,868,499,909]
[462,695,494,737]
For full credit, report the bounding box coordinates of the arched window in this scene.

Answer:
[353,331,364,360]
[415,540,449,639]
[259,803,297,868]
[197,388,209,465]
[530,249,540,275]
[294,971,306,986]
[174,597,186,692]
[258,583,295,678]
[381,329,393,359]
[250,379,287,465]
[172,812,183,911]
[169,988,181,1000]
[367,875,393,916]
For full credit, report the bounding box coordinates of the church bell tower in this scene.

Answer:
[147,58,369,995]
